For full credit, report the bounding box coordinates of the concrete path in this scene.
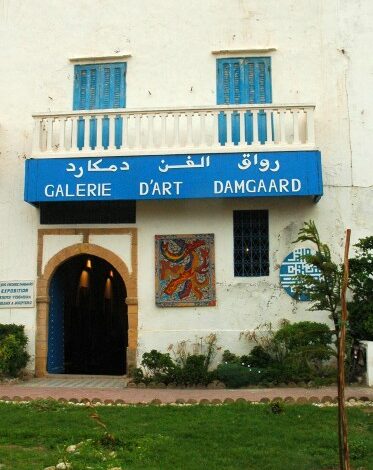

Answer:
[0,378,372,404]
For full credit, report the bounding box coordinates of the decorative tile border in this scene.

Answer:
[0,395,372,406]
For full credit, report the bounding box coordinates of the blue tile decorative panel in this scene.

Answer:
[279,248,322,301]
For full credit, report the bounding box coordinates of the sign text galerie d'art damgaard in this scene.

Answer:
[25,151,322,203]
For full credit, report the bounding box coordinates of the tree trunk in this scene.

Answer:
[338,228,351,470]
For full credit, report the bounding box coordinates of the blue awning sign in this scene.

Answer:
[24,150,323,203]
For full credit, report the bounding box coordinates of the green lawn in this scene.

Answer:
[0,401,371,470]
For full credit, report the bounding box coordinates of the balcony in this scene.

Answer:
[31,104,316,158]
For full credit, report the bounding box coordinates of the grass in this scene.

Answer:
[0,400,371,469]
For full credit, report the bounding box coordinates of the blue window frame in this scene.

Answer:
[73,62,126,149]
[217,57,272,145]
[233,210,269,277]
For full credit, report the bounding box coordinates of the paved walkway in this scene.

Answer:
[17,376,125,389]
[0,377,372,404]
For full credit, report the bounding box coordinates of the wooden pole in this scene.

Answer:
[338,228,351,470]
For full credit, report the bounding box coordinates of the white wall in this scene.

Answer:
[136,187,372,360]
[0,0,372,369]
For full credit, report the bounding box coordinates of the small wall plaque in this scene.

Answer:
[0,280,35,308]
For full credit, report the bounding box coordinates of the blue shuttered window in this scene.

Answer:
[73,63,126,149]
[217,57,272,145]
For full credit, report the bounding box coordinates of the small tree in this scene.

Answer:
[292,220,343,337]
[293,221,352,470]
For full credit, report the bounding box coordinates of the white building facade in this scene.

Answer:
[0,0,372,376]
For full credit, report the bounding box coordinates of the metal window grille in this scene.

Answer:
[233,210,269,277]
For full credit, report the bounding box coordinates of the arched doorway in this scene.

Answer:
[47,254,128,375]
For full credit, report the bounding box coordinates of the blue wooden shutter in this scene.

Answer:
[73,65,101,110]
[99,63,126,148]
[217,57,271,145]
[74,65,100,149]
[99,63,126,109]
[73,63,126,149]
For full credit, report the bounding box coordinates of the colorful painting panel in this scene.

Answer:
[155,234,216,307]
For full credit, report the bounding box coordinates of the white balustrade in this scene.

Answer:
[31,104,316,157]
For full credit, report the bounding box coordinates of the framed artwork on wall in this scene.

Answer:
[155,233,216,307]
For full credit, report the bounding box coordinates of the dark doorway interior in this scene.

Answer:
[47,255,127,375]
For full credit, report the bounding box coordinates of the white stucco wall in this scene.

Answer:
[135,186,372,360]
[42,235,84,273]
[0,0,372,370]
[89,234,133,274]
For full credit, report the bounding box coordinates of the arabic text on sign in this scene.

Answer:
[238,153,280,172]
[66,158,129,178]
[158,155,210,172]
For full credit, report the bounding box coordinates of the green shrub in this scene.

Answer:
[221,349,240,364]
[261,365,310,384]
[247,345,272,368]
[272,321,334,371]
[260,362,337,385]
[237,320,335,386]
[348,303,373,341]
[217,363,263,388]
[176,354,216,385]
[135,335,220,386]
[239,355,251,365]
[141,349,175,373]
[137,346,216,386]
[216,322,335,388]
[273,321,333,351]
[221,350,259,367]
[0,325,30,377]
[0,324,29,344]
[348,237,373,341]
[181,354,206,384]
[171,334,219,385]
[348,236,373,334]
[140,349,176,384]
[129,367,145,384]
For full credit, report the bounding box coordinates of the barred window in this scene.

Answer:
[233,210,269,277]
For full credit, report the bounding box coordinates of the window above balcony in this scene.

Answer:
[31,55,316,158]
